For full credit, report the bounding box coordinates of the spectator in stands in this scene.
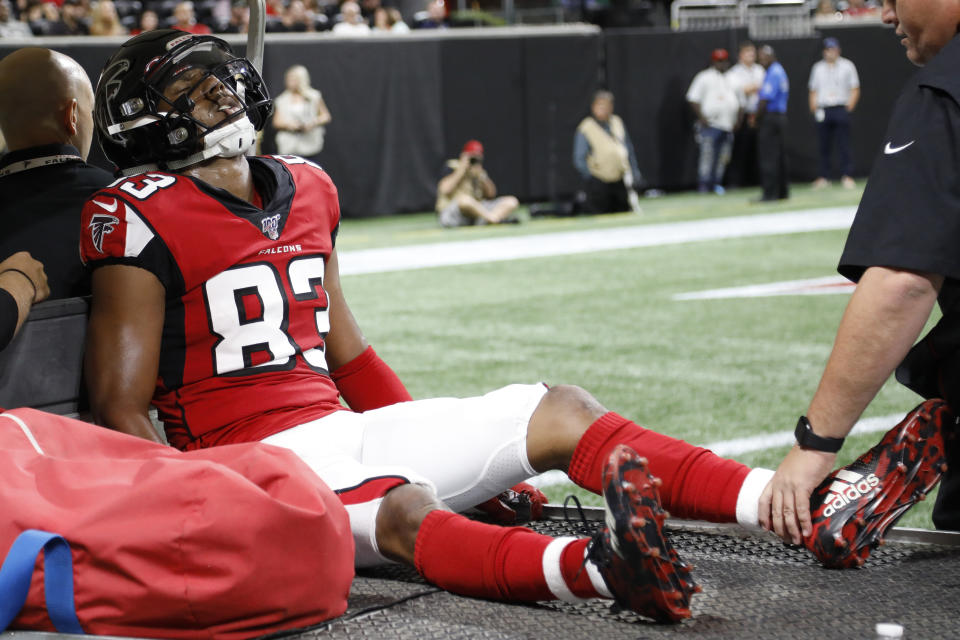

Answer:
[130,8,158,34]
[171,0,211,33]
[573,89,642,214]
[273,64,331,159]
[0,48,113,299]
[218,0,249,32]
[0,251,49,350]
[372,5,407,32]
[332,0,369,34]
[88,0,127,35]
[264,0,284,16]
[360,0,379,23]
[51,0,91,35]
[843,0,879,20]
[754,44,789,202]
[686,48,740,195]
[277,0,316,31]
[725,40,765,188]
[25,0,64,35]
[0,0,34,37]
[808,37,860,190]
[417,0,448,28]
[436,139,519,227]
[813,0,841,23]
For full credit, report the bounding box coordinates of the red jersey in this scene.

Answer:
[80,156,345,450]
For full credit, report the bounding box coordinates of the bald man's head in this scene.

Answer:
[0,48,96,159]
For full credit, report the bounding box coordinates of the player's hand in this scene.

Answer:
[458,151,473,166]
[0,251,49,304]
[758,445,836,545]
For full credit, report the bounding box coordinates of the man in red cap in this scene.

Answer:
[436,139,520,227]
[686,48,741,194]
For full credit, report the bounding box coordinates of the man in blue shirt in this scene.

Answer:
[755,45,790,202]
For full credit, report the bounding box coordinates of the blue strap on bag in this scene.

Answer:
[0,529,84,634]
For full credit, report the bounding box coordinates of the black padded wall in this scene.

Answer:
[0,25,918,216]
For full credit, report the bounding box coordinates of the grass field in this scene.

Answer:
[336,181,941,530]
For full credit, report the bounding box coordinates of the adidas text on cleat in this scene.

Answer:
[805,399,951,569]
[586,444,699,622]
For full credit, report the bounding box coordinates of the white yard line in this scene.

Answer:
[526,412,902,488]
[339,207,856,275]
[673,275,854,300]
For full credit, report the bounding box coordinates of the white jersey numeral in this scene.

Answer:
[204,258,328,376]
[119,173,177,200]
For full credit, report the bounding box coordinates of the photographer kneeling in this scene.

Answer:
[436,140,519,228]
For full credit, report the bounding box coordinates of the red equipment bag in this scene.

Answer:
[0,408,354,639]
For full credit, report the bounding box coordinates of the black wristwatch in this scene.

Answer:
[794,416,845,453]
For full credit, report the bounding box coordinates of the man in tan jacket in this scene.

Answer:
[573,90,642,214]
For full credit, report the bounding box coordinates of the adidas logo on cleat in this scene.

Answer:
[821,470,879,517]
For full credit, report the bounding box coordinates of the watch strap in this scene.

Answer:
[795,416,845,453]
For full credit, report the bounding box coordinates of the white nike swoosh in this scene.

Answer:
[884,140,915,155]
[93,198,119,213]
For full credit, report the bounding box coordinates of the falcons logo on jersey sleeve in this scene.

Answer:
[89,213,120,253]
[81,196,156,261]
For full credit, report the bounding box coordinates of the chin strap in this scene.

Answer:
[166,115,257,171]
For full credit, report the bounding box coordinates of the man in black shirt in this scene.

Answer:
[761,0,960,544]
[0,47,114,300]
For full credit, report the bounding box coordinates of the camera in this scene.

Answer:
[469,156,480,165]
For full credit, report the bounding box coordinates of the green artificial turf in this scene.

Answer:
[337,181,940,529]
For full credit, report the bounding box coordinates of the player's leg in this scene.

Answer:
[264,422,695,620]
[377,447,696,622]
[355,383,770,529]
[353,384,549,512]
[525,384,773,528]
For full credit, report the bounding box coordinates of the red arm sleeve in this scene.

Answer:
[330,345,412,412]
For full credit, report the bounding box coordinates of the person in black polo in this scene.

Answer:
[760,0,960,542]
[0,47,114,300]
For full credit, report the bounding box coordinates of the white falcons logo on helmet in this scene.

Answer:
[89,213,120,253]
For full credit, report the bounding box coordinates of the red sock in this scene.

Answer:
[567,412,750,522]
[413,511,600,602]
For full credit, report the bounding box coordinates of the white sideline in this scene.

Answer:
[526,412,902,488]
[339,207,856,275]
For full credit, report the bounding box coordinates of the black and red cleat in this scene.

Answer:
[804,399,951,569]
[586,444,699,622]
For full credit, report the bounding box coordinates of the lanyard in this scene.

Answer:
[0,154,82,178]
